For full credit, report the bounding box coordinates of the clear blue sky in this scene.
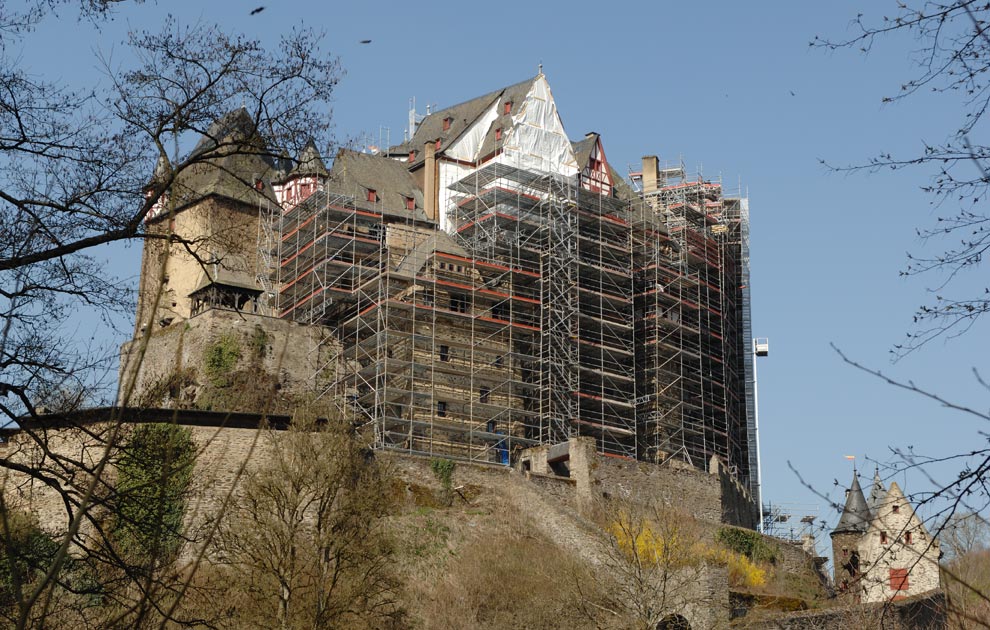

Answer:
[16,1,989,537]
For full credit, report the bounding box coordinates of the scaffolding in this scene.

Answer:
[451,163,637,459]
[270,158,747,475]
[631,164,751,484]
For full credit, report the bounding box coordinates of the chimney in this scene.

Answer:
[424,140,438,222]
[641,155,659,194]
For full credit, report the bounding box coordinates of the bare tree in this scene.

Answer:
[214,413,403,630]
[577,500,723,630]
[814,2,990,354]
[0,0,342,627]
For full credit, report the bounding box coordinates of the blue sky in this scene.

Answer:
[15,1,989,536]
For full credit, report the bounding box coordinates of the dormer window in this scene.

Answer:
[367,189,377,203]
[442,117,452,131]
[435,139,441,151]
[409,149,416,162]
[405,196,415,211]
[504,101,512,115]
[495,127,503,141]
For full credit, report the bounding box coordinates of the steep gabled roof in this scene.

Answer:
[866,468,887,519]
[326,149,430,223]
[571,134,598,169]
[289,139,329,179]
[394,231,469,278]
[570,133,637,201]
[393,76,539,167]
[164,108,279,213]
[833,472,871,535]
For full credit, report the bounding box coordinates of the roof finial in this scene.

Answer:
[538,62,543,76]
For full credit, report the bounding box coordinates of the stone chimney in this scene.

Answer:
[641,155,659,194]
[424,140,438,222]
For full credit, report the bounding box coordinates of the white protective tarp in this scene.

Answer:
[446,101,500,163]
[501,75,578,177]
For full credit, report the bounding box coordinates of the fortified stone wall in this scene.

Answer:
[734,590,946,629]
[531,437,757,528]
[119,309,336,412]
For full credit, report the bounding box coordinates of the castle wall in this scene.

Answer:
[525,437,757,528]
[119,309,336,411]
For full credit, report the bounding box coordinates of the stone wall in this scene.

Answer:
[734,590,947,629]
[533,437,757,528]
[119,309,336,412]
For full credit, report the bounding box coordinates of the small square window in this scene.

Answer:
[367,189,377,203]
[437,401,447,417]
[892,504,900,513]
[439,345,450,362]
[443,117,452,131]
[435,139,441,151]
[880,532,888,545]
[408,150,416,162]
[450,293,468,313]
[480,387,490,403]
[504,101,512,115]
[405,196,415,211]
[495,127,503,141]
[904,532,913,544]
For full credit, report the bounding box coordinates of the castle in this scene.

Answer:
[831,468,941,603]
[122,72,760,513]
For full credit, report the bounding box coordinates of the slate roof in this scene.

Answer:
[833,472,872,535]
[394,231,469,278]
[325,149,431,223]
[866,468,887,519]
[289,139,329,179]
[392,76,539,168]
[570,133,637,201]
[164,108,279,214]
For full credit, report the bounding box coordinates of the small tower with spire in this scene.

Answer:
[272,138,328,209]
[830,469,871,595]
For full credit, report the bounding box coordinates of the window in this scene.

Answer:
[439,345,450,362]
[491,301,508,320]
[408,149,416,162]
[890,568,909,591]
[436,401,447,417]
[495,127,503,141]
[405,196,415,211]
[422,289,434,306]
[367,189,377,203]
[880,531,888,545]
[480,387,490,403]
[504,101,512,115]
[435,139,441,151]
[904,532,913,544]
[443,117,452,131]
[450,293,468,313]
[892,504,900,513]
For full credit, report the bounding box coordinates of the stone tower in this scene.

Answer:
[830,470,871,595]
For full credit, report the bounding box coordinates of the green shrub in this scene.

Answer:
[115,423,195,565]
[203,334,240,386]
[715,527,778,564]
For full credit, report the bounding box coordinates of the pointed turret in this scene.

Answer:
[289,139,328,179]
[833,472,871,534]
[866,467,886,518]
